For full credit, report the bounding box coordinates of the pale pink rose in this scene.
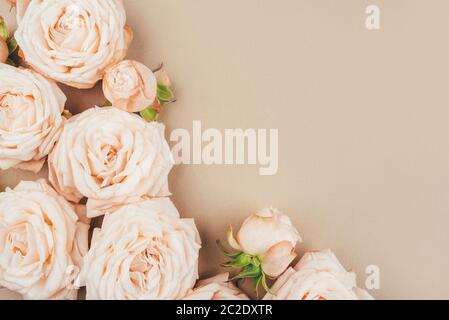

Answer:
[82,198,201,300]
[155,69,172,87]
[103,60,157,113]
[15,0,133,89]
[0,63,66,173]
[183,273,249,300]
[48,107,174,218]
[228,208,301,278]
[0,180,89,300]
[263,250,374,300]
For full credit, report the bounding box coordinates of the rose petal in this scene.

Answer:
[183,273,249,300]
[261,241,297,278]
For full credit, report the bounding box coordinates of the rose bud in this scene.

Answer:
[103,60,175,122]
[141,65,175,122]
[155,68,172,87]
[103,60,157,113]
[220,208,301,293]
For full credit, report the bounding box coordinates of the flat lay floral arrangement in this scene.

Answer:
[0,0,374,300]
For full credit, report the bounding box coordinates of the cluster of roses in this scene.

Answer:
[0,0,373,300]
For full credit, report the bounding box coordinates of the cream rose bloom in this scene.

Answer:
[263,250,374,300]
[103,60,157,113]
[0,63,66,173]
[48,107,174,218]
[0,180,89,300]
[228,208,301,278]
[15,0,132,89]
[82,198,201,300]
[183,273,249,300]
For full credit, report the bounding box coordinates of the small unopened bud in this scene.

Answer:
[155,69,172,87]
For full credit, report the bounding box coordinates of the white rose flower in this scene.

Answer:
[15,0,133,89]
[263,250,374,300]
[227,208,301,279]
[103,60,157,113]
[48,107,174,218]
[0,180,89,300]
[0,63,66,173]
[82,198,201,300]
[183,273,249,300]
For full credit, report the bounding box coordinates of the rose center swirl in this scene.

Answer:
[128,238,164,290]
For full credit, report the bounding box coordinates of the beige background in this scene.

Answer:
[1,0,449,299]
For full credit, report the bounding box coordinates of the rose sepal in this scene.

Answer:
[218,231,273,295]
[139,64,176,122]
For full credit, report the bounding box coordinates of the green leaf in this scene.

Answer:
[140,107,159,122]
[231,264,262,281]
[235,253,253,267]
[7,37,17,55]
[222,253,252,268]
[0,17,8,41]
[157,83,174,102]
